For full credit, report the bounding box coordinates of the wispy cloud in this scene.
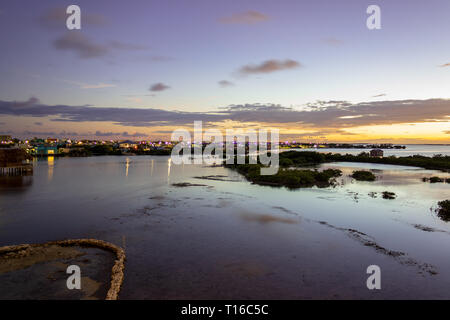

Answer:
[219,11,269,24]
[279,130,357,140]
[149,83,170,92]
[61,79,117,89]
[5,129,147,139]
[95,131,147,137]
[126,97,143,103]
[53,32,109,59]
[323,37,343,46]
[21,130,80,137]
[136,55,174,63]
[218,80,234,87]
[217,100,450,128]
[109,41,148,51]
[372,93,387,98]
[82,83,116,89]
[53,32,148,59]
[0,97,219,126]
[1,98,449,130]
[439,63,450,67]
[238,59,301,75]
[122,94,155,97]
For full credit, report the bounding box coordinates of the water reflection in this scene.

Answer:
[47,156,54,181]
[0,176,33,194]
[125,157,130,177]
[1,155,450,299]
[167,158,172,182]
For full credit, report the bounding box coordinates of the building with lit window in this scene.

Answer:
[33,145,58,156]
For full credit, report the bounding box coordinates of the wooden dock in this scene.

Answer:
[0,164,33,176]
[0,148,33,176]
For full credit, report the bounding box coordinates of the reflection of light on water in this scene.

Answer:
[3,155,450,298]
[47,156,54,181]
[125,158,130,177]
[167,158,172,182]
[150,159,154,177]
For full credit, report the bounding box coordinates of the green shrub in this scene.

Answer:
[429,176,444,183]
[279,158,294,167]
[351,170,376,181]
[436,200,450,221]
[382,191,396,200]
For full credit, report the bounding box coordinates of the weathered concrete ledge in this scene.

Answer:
[0,239,125,300]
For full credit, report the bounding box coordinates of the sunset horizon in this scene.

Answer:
[1,0,449,144]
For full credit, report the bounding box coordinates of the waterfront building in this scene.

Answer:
[33,145,58,156]
[0,148,33,176]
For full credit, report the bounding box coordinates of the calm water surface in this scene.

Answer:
[290,144,450,157]
[0,150,449,299]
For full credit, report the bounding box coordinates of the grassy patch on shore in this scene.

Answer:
[322,153,450,172]
[225,150,450,189]
[422,177,450,183]
[278,151,328,167]
[226,161,342,189]
[274,150,450,172]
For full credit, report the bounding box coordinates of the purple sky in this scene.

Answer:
[0,0,449,142]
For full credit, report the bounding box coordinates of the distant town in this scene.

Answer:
[0,134,406,157]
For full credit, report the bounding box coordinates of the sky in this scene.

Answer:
[0,0,449,143]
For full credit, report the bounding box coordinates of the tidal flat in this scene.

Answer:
[0,155,449,299]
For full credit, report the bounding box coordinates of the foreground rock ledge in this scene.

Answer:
[0,239,126,300]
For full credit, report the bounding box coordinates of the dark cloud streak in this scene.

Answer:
[149,83,170,92]
[218,80,234,87]
[53,32,109,59]
[0,98,449,129]
[52,32,149,59]
[238,59,301,75]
